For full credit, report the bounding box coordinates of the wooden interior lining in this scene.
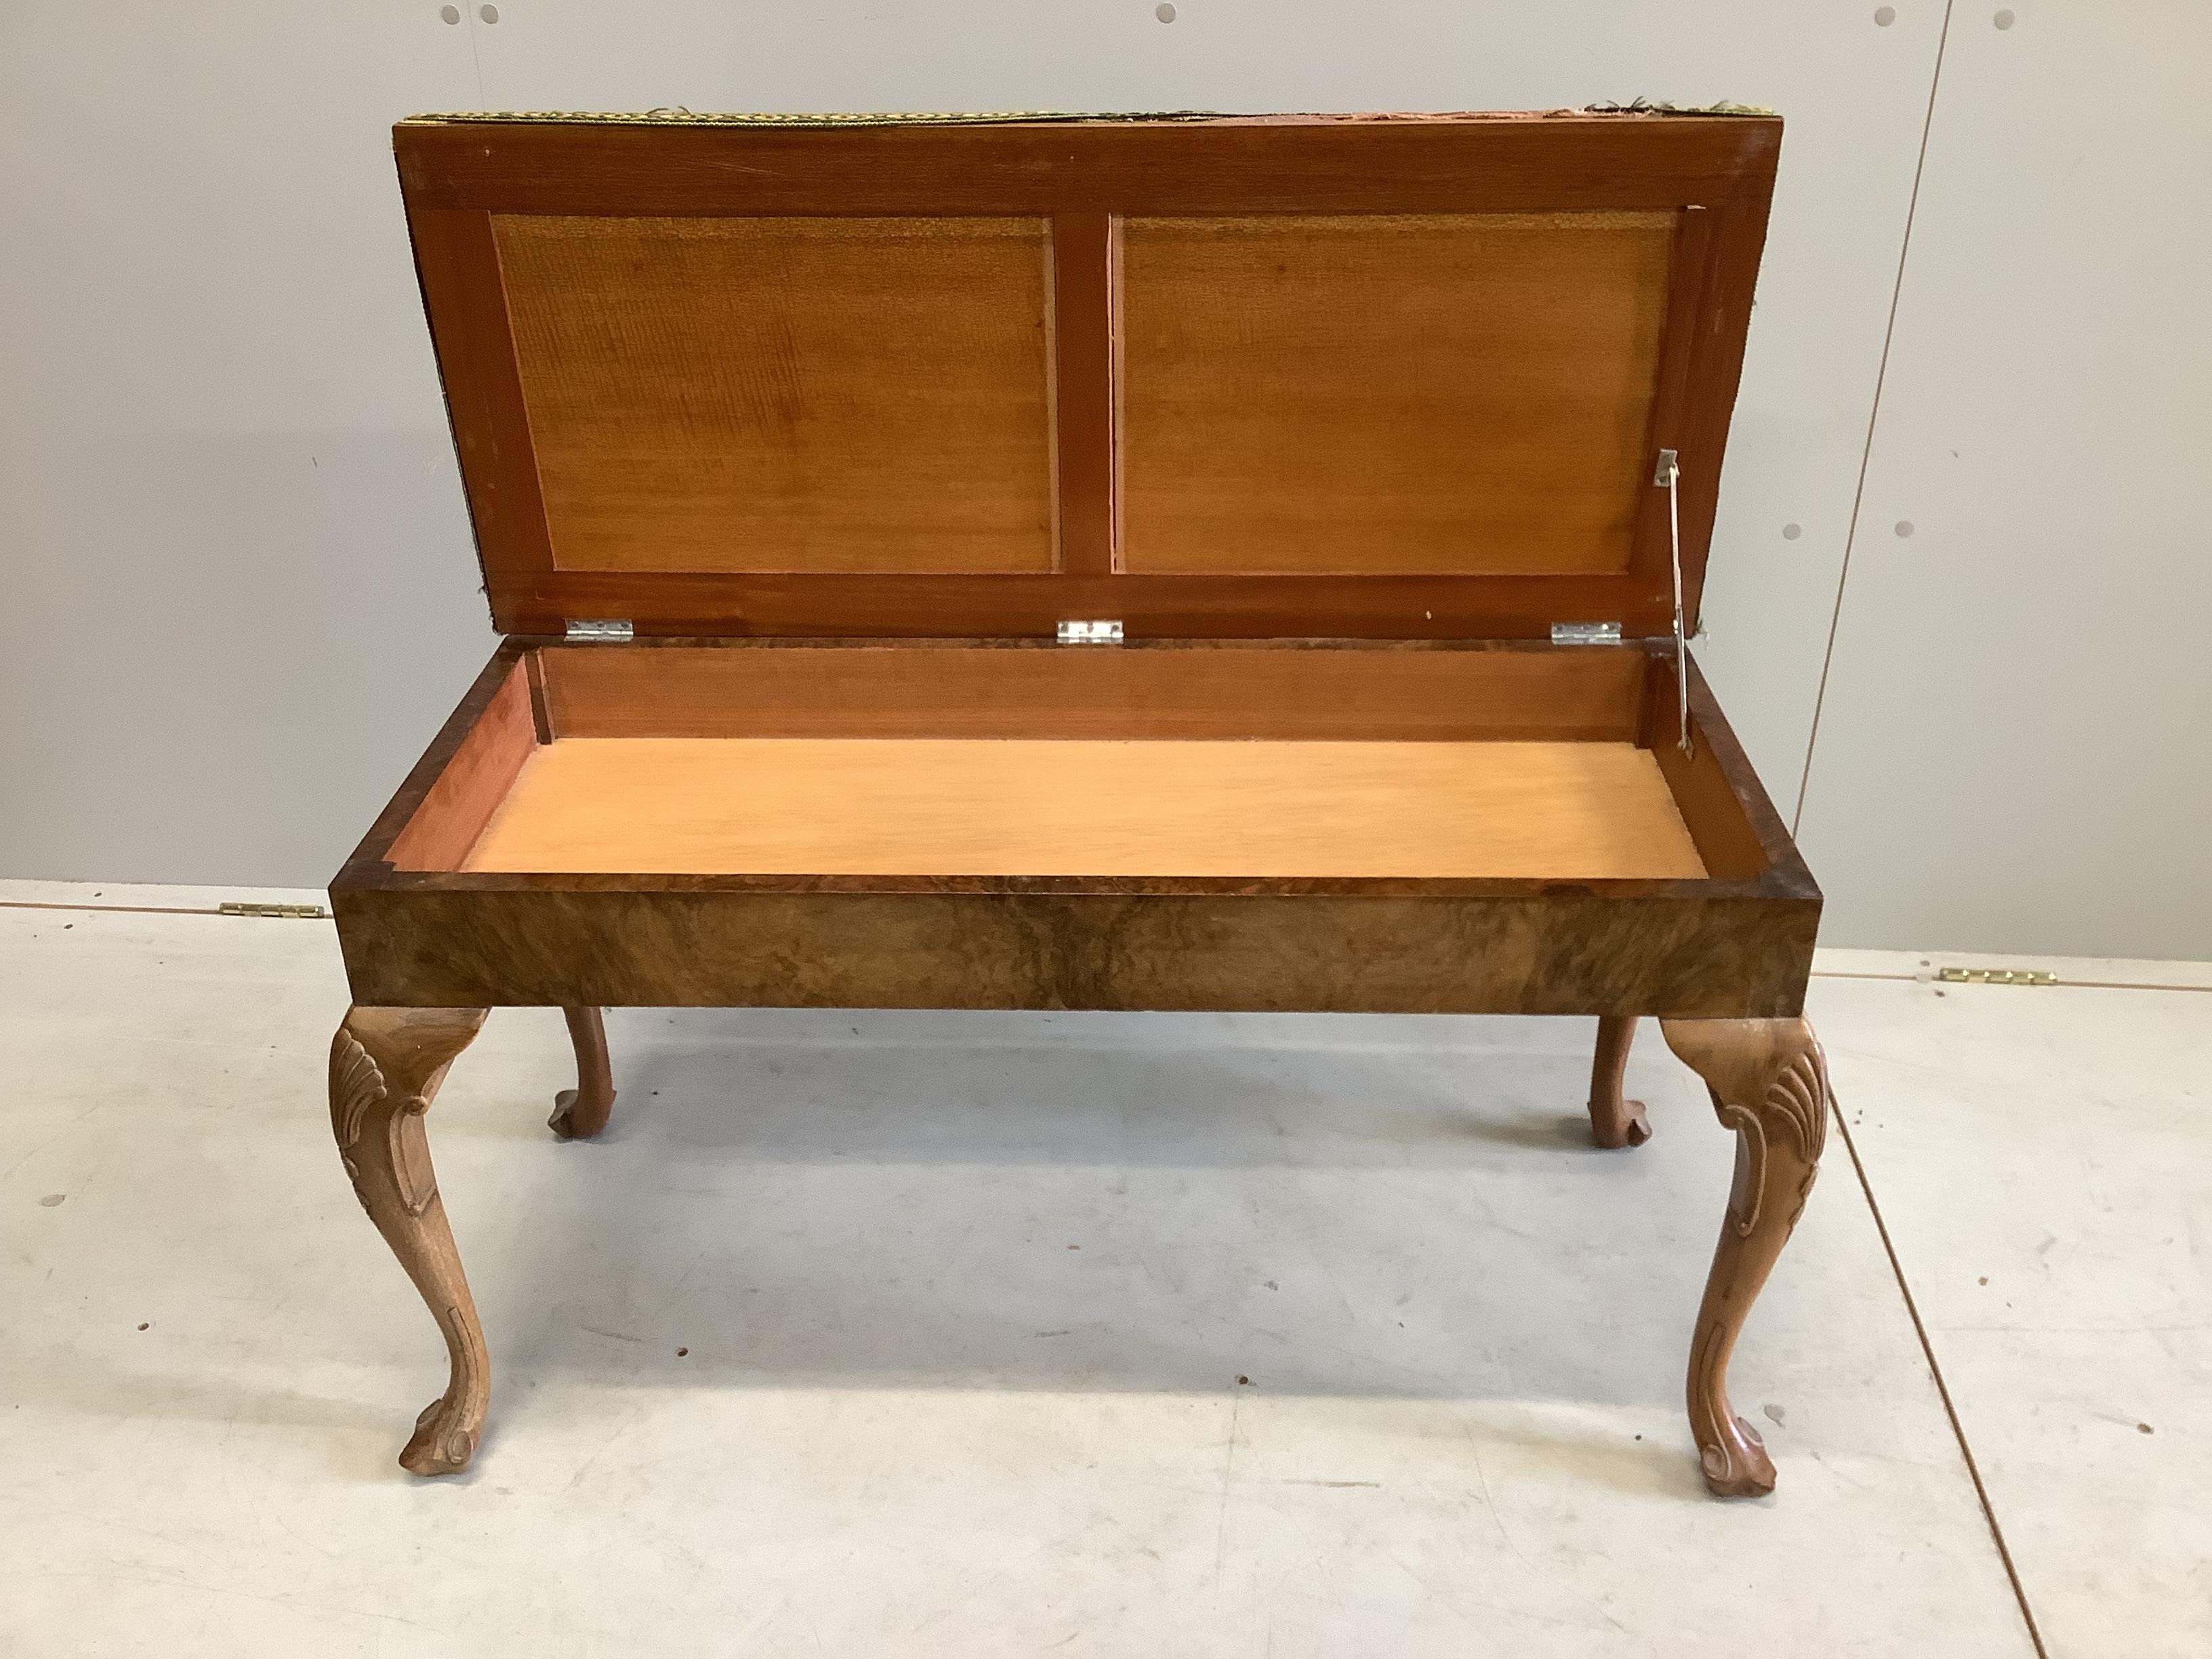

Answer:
[386,663,540,871]
[1643,655,1773,881]
[536,642,1646,741]
[461,737,1706,880]
[1117,211,1676,576]
[493,214,1057,575]
[383,648,1776,885]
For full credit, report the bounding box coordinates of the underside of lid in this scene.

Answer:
[396,110,1780,639]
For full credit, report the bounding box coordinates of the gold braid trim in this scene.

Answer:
[400,104,1775,129]
[400,108,1228,127]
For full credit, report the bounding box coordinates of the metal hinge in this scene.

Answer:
[1935,966,2057,987]
[1057,619,1124,644]
[218,901,329,920]
[564,618,634,642]
[1550,621,1622,645]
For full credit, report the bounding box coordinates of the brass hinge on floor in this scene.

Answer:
[1934,966,2057,986]
[218,902,329,920]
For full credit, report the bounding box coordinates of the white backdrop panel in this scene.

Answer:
[0,3,490,884]
[1796,1,2212,958]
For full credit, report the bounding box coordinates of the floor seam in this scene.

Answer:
[1832,1090,2051,1659]
[0,900,248,918]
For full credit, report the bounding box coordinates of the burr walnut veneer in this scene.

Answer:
[329,110,1830,1498]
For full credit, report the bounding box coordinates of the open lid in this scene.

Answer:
[396,109,1779,640]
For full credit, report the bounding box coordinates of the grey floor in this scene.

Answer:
[2,879,2205,1656]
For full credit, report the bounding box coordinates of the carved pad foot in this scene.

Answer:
[1591,1096,1651,1150]
[1661,1017,1830,1500]
[1586,1015,1651,1149]
[1697,1411,1777,1498]
[548,1089,594,1140]
[548,1007,617,1141]
[401,1389,484,1477]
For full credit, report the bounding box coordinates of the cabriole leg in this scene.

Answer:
[1586,1015,1650,1148]
[330,1004,491,1475]
[1659,1017,1831,1498]
[548,1006,617,1141]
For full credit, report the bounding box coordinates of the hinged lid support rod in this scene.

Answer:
[1655,449,1693,756]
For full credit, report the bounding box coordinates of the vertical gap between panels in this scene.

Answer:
[1107,214,1126,575]
[463,3,490,109]
[1792,0,1957,836]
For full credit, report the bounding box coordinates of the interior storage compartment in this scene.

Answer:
[464,737,1702,878]
[383,641,1769,884]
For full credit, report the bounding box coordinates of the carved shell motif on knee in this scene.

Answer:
[1714,1043,1829,1239]
[329,1028,442,1218]
[330,1030,385,1191]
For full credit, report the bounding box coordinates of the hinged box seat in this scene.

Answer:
[327,110,1830,1498]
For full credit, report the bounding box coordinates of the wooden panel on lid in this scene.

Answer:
[491,214,1057,575]
[1118,211,1675,575]
[396,114,1780,637]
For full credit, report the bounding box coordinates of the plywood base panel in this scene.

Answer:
[460,737,1706,880]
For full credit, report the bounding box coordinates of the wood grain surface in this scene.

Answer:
[1118,212,1673,575]
[458,737,1706,879]
[383,663,537,872]
[346,642,1808,899]
[396,113,1781,218]
[494,215,1056,574]
[332,882,1816,1017]
[535,638,1647,742]
[395,114,1779,640]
